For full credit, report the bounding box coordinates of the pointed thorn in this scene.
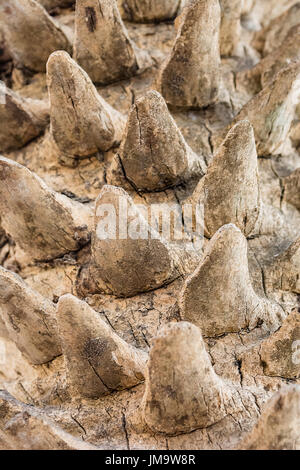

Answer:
[120,90,205,192]
[47,51,126,159]
[264,237,300,294]
[84,185,183,297]
[160,0,221,108]
[56,294,148,398]
[239,386,300,450]
[74,0,152,85]
[254,3,300,57]
[0,266,61,364]
[142,321,232,434]
[0,0,71,72]
[260,310,300,379]
[0,157,92,260]
[235,63,300,156]
[0,85,48,152]
[219,0,242,57]
[239,25,300,94]
[180,224,285,336]
[192,120,260,238]
[0,390,99,450]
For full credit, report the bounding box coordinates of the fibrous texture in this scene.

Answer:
[0,0,299,451]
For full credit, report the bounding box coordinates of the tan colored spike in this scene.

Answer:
[239,25,300,95]
[159,0,221,108]
[0,0,299,451]
[120,90,205,192]
[83,185,185,297]
[47,51,126,159]
[260,310,300,379]
[142,322,232,434]
[239,386,300,450]
[191,120,260,238]
[0,266,60,364]
[0,157,92,260]
[74,0,151,85]
[219,0,242,57]
[180,225,285,337]
[0,85,48,152]
[234,63,300,156]
[57,294,148,398]
[0,0,71,72]
[117,0,180,22]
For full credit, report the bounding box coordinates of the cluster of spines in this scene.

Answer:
[0,0,299,448]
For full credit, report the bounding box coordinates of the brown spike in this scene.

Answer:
[142,322,232,434]
[0,390,99,450]
[0,85,48,152]
[57,294,148,398]
[260,310,300,379]
[264,237,300,294]
[0,0,71,72]
[120,90,205,192]
[83,185,186,297]
[254,3,300,56]
[0,157,92,260]
[219,0,242,57]
[191,120,261,238]
[47,51,126,159]
[0,266,60,364]
[234,63,300,156]
[239,25,300,95]
[74,0,151,85]
[159,0,222,108]
[239,386,300,450]
[180,225,285,337]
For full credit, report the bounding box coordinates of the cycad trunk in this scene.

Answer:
[0,0,299,450]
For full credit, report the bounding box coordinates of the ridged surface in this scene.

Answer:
[0,0,299,450]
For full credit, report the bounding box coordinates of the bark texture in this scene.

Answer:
[0,0,299,451]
